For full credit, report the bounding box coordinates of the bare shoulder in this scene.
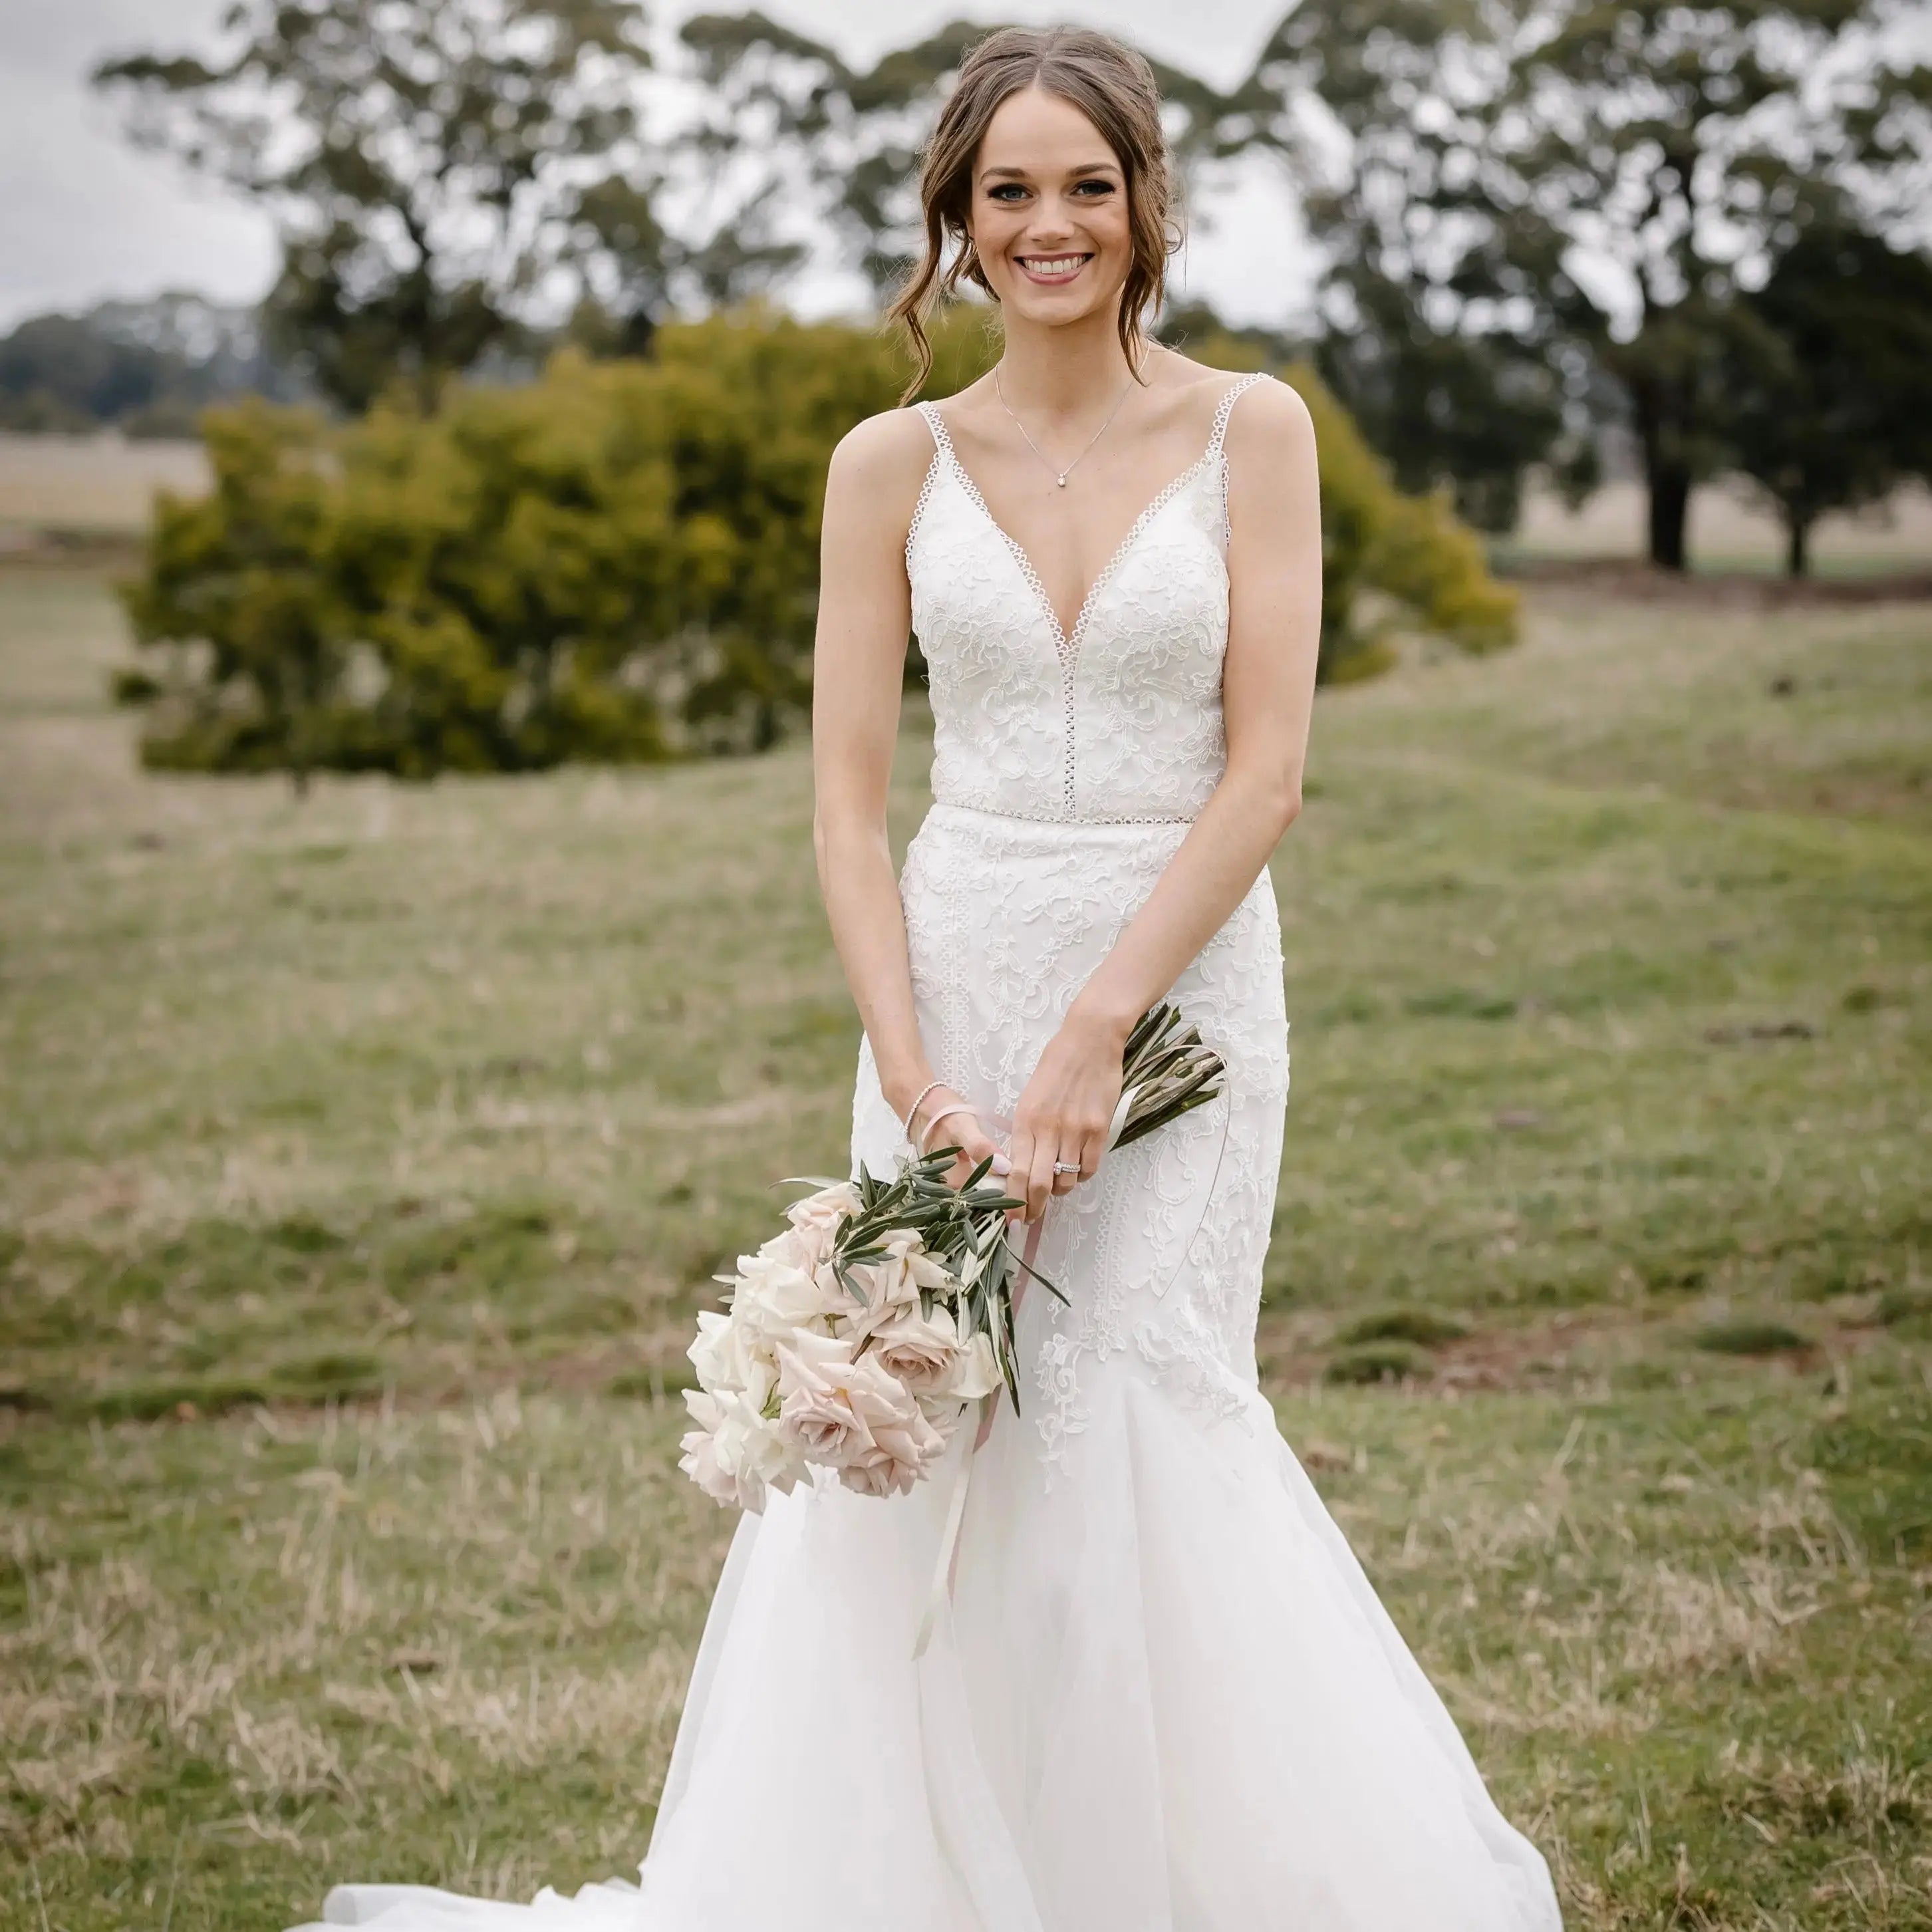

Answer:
[820,406,939,558]
[829,405,937,489]
[1154,353,1313,454]
[1220,372,1315,458]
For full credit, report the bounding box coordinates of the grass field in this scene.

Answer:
[3,568,1929,1928]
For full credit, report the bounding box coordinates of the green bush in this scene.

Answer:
[1335,1306,1470,1348]
[1692,1317,1809,1357]
[1324,1340,1433,1385]
[117,305,1519,777]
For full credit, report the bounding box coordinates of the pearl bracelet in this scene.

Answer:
[899,1077,946,1143]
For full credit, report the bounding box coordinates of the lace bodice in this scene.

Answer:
[906,372,1268,825]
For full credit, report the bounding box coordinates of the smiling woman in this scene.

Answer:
[295,25,1564,1932]
[889,25,1173,403]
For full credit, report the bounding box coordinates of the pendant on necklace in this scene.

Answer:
[1055,475,1067,488]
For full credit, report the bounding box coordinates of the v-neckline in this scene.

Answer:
[934,439,1216,663]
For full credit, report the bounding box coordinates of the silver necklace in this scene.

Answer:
[992,362,1137,488]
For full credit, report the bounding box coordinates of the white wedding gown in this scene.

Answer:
[299,374,1564,1930]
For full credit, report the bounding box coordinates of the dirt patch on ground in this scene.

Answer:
[1255,1302,1899,1399]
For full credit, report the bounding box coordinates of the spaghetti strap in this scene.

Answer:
[913,398,953,459]
[1207,371,1268,462]
[906,402,952,557]
[1206,372,1268,547]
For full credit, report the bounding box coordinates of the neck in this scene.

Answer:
[993,299,1145,421]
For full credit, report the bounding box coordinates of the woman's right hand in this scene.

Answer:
[907,1085,1010,1192]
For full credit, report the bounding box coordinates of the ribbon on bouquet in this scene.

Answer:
[910,1082,1230,1661]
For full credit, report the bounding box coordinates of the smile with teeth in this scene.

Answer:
[1016,252,1093,281]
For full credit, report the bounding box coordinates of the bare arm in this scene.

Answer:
[1008,378,1322,1218]
[810,409,1005,1180]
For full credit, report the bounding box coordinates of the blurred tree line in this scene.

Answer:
[0,297,304,437]
[73,0,1932,777]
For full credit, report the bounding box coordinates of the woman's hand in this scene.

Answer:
[1007,1008,1128,1222]
[906,1085,1009,1193]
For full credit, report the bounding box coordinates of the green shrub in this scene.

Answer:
[1877,1288,1932,1333]
[1693,1317,1808,1356]
[1335,1306,1470,1348]
[116,305,1520,777]
[120,309,906,777]
[1325,1340,1433,1385]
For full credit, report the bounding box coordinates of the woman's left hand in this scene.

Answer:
[1006,1008,1127,1222]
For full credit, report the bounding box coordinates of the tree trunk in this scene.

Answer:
[1647,460,1692,572]
[1786,514,1810,579]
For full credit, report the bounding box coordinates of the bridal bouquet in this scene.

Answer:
[678,1003,1224,1513]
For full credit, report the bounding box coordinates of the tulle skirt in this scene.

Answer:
[299,805,1563,1930]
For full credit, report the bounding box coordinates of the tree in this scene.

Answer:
[1309,271,1595,535]
[1479,0,1932,570]
[1721,219,1932,575]
[0,295,303,436]
[1227,0,1594,534]
[0,312,174,433]
[1229,0,1932,565]
[93,0,670,411]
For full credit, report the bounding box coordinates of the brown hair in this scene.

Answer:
[889,27,1177,403]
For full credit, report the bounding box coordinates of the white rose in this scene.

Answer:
[678,1387,801,1514]
[868,1303,969,1397]
[783,1181,861,1262]
[686,1309,777,1409]
[756,1224,820,1273]
[912,1331,1001,1438]
[772,1331,944,1496]
[850,1228,953,1315]
[730,1247,843,1340]
[838,1426,946,1499]
[942,1329,1002,1404]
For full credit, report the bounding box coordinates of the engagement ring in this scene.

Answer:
[1053,1161,1081,1174]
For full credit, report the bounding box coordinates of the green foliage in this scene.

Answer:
[1294,364,1519,678]
[118,311,907,776]
[0,295,295,434]
[1335,1306,1470,1347]
[1693,1317,1810,1357]
[116,305,1519,774]
[1324,1340,1431,1383]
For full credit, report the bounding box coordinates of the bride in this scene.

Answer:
[299,25,1563,1932]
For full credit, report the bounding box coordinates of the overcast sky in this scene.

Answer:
[0,0,1313,333]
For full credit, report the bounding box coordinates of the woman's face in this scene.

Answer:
[966,85,1131,331]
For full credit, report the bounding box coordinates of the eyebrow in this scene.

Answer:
[978,161,1121,183]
